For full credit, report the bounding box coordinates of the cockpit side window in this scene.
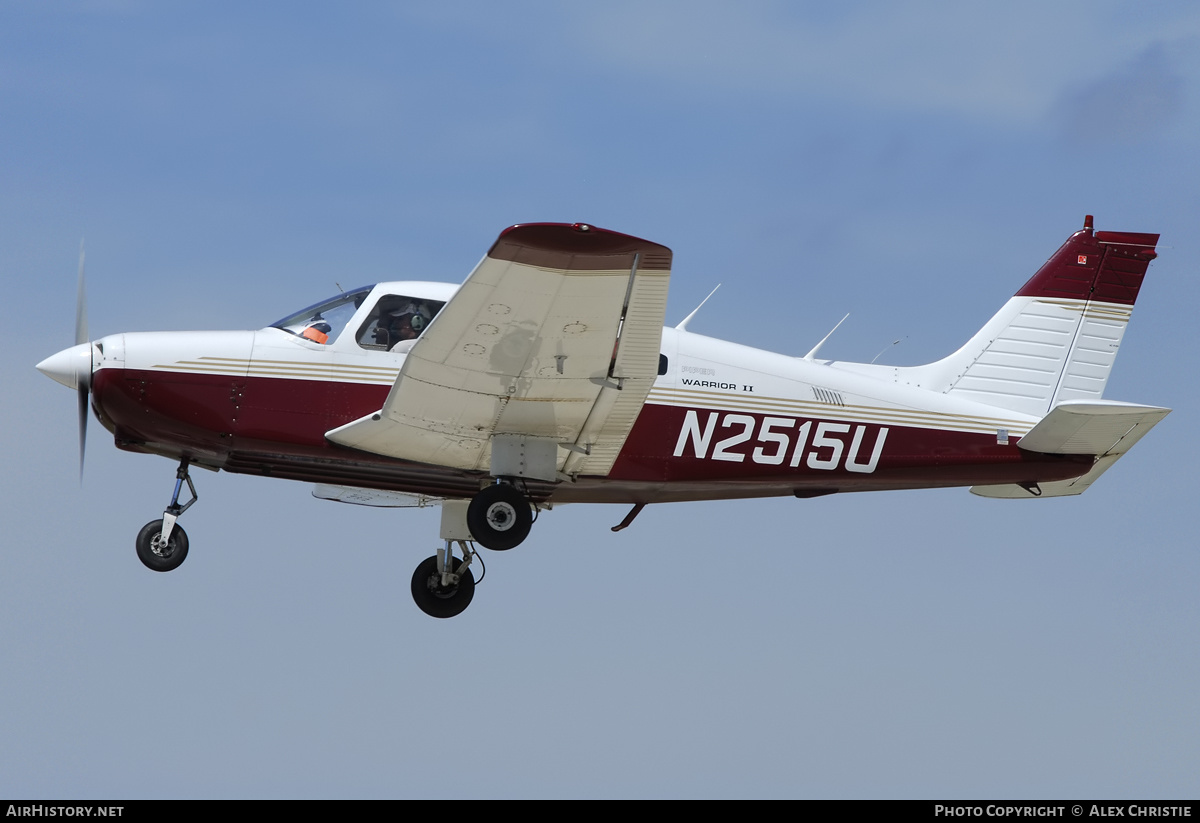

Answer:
[271,287,372,344]
[356,295,446,351]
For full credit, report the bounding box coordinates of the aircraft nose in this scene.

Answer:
[36,343,94,390]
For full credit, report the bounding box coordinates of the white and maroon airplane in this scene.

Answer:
[37,217,1169,617]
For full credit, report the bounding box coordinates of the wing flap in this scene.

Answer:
[564,268,672,475]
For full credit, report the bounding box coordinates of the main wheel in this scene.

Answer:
[467,483,532,551]
[136,519,189,572]
[411,555,475,618]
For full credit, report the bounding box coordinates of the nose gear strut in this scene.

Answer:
[135,459,198,572]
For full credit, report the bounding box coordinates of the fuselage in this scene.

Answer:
[79,280,1090,505]
[35,220,1161,617]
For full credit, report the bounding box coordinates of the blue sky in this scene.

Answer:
[3,1,1199,798]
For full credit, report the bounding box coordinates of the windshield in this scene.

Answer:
[271,286,373,344]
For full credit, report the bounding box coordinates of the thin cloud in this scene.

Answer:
[1054,44,1185,144]
[569,2,1195,127]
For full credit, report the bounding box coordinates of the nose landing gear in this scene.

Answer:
[135,459,197,572]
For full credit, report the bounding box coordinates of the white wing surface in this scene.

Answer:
[326,223,671,480]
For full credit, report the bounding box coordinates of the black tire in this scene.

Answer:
[136,519,189,572]
[466,483,533,551]
[411,555,475,618]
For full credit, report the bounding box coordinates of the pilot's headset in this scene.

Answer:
[393,301,432,332]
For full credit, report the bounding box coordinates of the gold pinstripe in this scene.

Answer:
[148,357,1038,435]
[1035,298,1133,322]
[150,356,399,384]
[646,387,1033,436]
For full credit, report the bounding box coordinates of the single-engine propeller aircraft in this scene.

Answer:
[38,217,1169,617]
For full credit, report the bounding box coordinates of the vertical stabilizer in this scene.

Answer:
[902,218,1159,417]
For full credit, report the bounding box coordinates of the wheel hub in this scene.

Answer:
[427,577,459,599]
[485,501,516,531]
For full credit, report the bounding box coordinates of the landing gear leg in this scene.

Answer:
[411,540,478,618]
[466,480,533,551]
[136,459,197,572]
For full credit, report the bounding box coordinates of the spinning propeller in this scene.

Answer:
[36,242,94,480]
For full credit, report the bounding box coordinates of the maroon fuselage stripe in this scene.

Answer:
[91,368,1091,504]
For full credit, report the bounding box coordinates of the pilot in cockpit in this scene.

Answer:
[384,301,433,348]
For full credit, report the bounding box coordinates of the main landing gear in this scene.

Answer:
[135,459,197,572]
[465,480,533,551]
[408,482,535,617]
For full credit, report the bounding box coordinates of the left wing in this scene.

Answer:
[326,223,671,481]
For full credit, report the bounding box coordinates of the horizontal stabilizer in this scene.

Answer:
[1015,400,1170,455]
[971,400,1169,498]
[312,484,442,508]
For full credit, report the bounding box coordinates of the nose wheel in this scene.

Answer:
[136,459,197,572]
[136,519,189,572]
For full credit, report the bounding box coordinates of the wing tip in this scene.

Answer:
[490,223,672,271]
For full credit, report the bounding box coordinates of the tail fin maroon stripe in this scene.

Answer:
[1016,218,1158,306]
